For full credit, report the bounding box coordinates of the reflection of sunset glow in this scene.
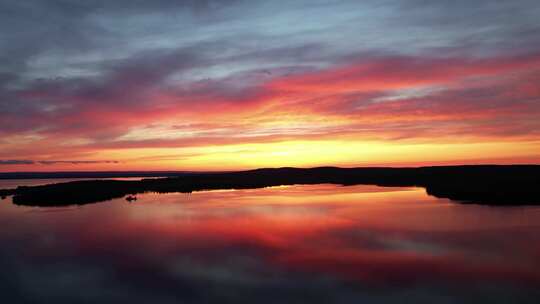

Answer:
[2,184,540,300]
[0,184,540,303]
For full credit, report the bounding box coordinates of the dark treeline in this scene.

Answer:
[1,165,539,207]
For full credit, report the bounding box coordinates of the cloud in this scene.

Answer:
[1,0,540,168]
[2,51,540,165]
[0,160,34,165]
[36,160,120,165]
[0,160,119,165]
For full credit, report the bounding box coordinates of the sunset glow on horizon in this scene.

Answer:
[1,1,540,171]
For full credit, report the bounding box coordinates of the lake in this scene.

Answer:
[1,181,539,303]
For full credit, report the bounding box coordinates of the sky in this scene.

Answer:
[1,0,540,171]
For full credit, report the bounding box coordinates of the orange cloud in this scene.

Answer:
[2,53,540,171]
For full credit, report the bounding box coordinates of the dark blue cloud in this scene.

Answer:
[0,160,34,165]
[0,160,118,165]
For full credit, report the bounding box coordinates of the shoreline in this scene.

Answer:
[1,165,539,207]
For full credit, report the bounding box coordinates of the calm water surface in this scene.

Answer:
[1,183,539,303]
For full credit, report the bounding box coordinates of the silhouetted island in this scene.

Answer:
[1,165,539,207]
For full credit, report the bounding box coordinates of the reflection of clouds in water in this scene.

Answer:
[0,185,540,303]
